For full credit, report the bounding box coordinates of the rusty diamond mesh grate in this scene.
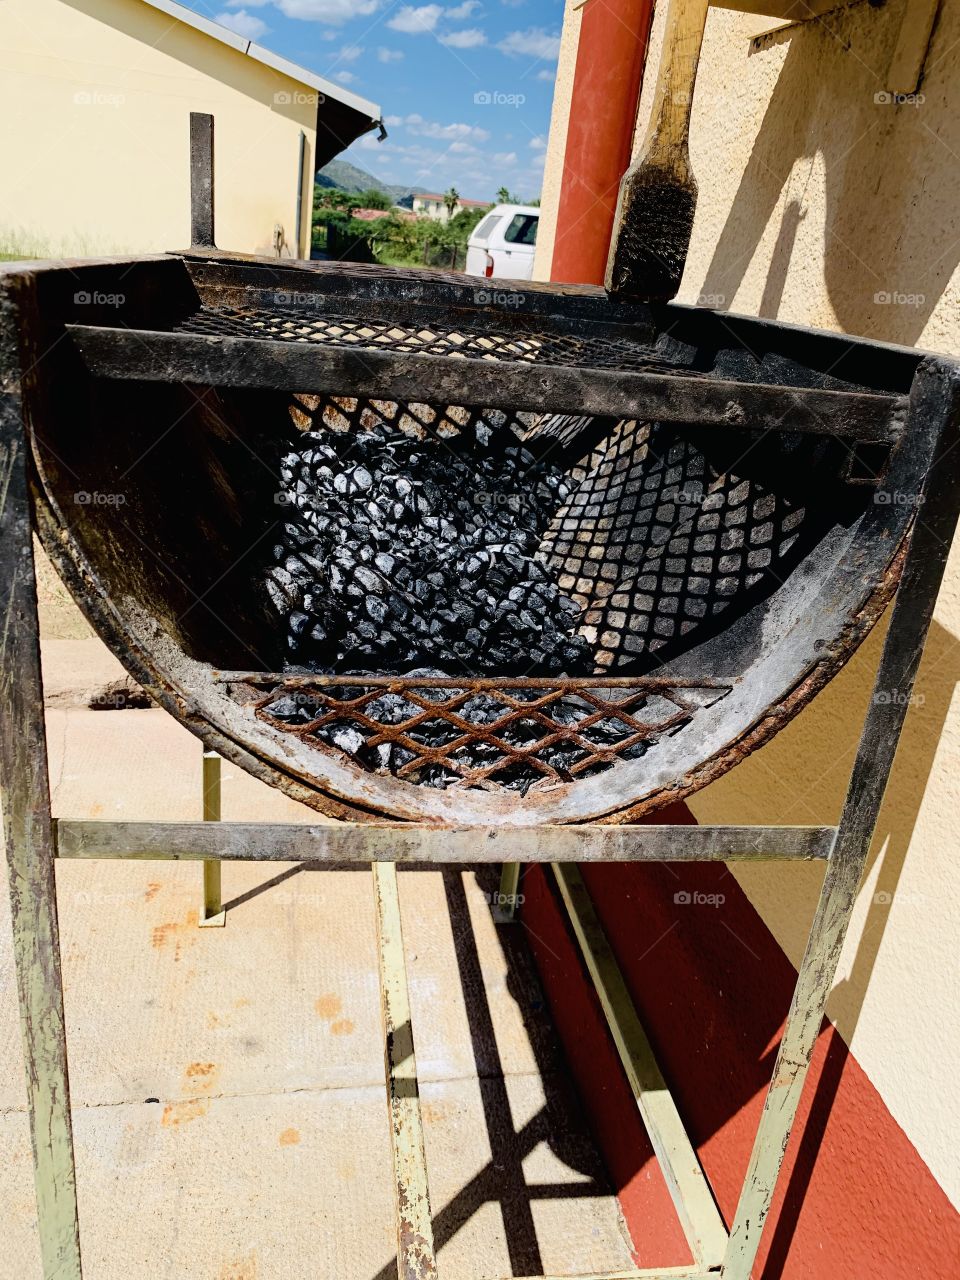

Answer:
[174,304,712,375]
[228,675,734,794]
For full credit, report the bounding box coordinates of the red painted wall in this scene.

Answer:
[520,805,960,1276]
[550,0,655,285]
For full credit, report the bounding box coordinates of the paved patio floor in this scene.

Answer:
[0,640,635,1279]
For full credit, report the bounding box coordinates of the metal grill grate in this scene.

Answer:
[175,304,709,376]
[224,674,733,794]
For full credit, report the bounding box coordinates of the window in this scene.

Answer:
[471,213,503,243]
[503,214,538,246]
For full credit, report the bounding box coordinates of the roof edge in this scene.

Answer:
[140,0,382,123]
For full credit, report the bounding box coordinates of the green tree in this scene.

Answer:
[496,186,511,204]
[358,187,392,210]
[443,187,460,218]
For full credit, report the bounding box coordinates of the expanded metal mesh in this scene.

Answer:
[238,675,733,794]
[175,304,709,375]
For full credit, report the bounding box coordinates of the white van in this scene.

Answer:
[465,204,539,281]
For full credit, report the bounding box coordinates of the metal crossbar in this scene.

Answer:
[2,339,959,1280]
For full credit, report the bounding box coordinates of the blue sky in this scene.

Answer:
[189,1,560,200]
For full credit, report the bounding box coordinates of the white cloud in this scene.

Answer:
[334,70,358,84]
[529,135,546,150]
[407,118,490,141]
[493,151,517,165]
[536,68,554,82]
[447,0,480,17]
[215,8,268,38]
[448,140,478,154]
[439,28,486,48]
[384,114,404,126]
[497,28,561,59]
[330,44,364,61]
[274,0,378,21]
[377,47,405,62]
[387,4,443,33]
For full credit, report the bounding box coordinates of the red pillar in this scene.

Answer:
[550,0,655,285]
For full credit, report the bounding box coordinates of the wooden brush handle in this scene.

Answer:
[642,0,710,171]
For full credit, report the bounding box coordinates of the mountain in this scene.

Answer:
[316,159,423,204]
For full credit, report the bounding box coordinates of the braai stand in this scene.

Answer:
[4,111,960,1279]
[3,343,960,1278]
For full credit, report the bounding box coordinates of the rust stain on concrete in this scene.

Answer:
[219,1253,257,1279]
[185,1061,220,1091]
[330,1018,355,1036]
[161,1099,208,1127]
[145,881,162,901]
[278,1128,300,1147]
[315,993,342,1019]
[151,911,199,961]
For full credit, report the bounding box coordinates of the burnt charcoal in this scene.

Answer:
[267,416,593,696]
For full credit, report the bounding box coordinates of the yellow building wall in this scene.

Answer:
[0,0,317,258]
[538,0,960,1209]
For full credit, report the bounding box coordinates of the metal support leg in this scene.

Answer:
[372,861,438,1280]
[492,860,522,923]
[199,750,225,927]
[0,393,82,1277]
[721,359,960,1278]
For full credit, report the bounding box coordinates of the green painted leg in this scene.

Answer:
[722,362,960,1278]
[0,405,83,1277]
[492,861,522,923]
[199,750,225,927]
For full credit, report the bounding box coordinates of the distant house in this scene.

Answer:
[0,0,383,259]
[412,192,491,223]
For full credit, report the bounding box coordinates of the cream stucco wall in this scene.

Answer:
[0,0,318,258]
[539,0,960,1209]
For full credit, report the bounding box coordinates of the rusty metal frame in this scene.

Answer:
[3,289,960,1278]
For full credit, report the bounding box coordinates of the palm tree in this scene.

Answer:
[443,187,460,219]
[496,185,511,204]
